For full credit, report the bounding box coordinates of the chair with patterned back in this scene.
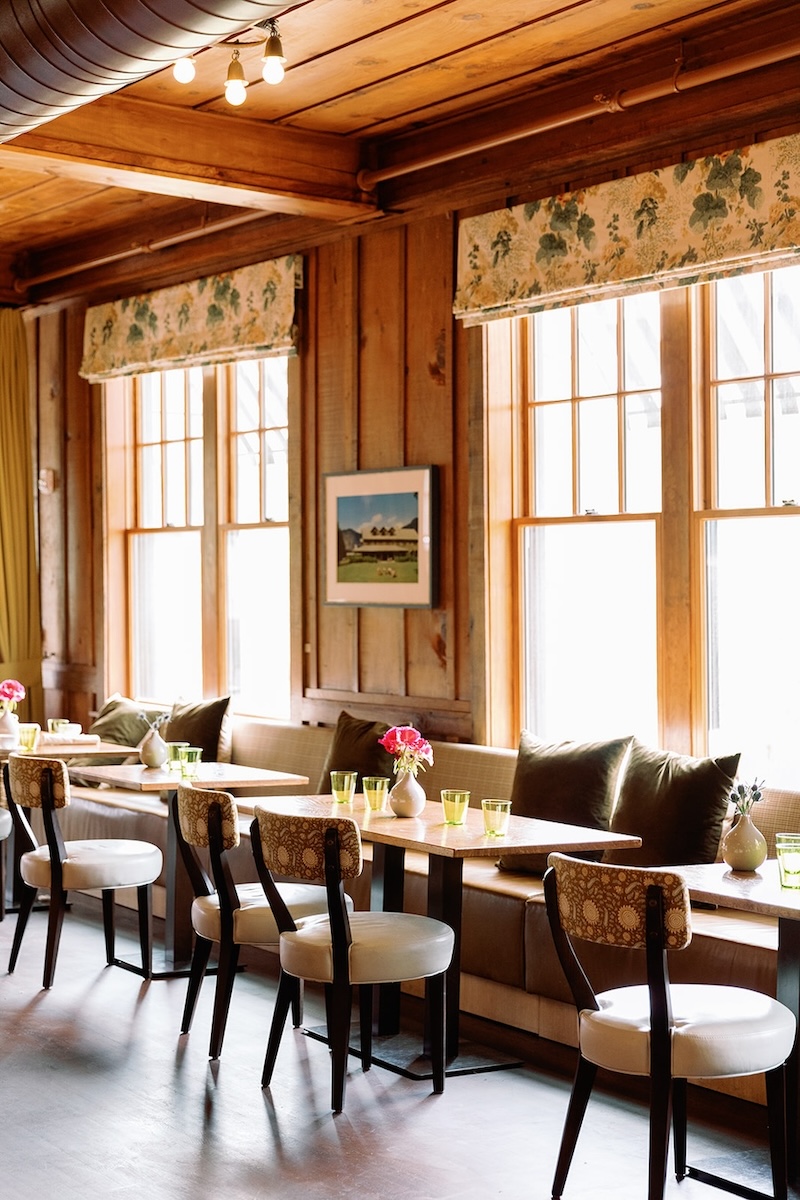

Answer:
[173,784,335,1060]
[3,753,162,988]
[544,852,796,1200]
[251,804,455,1114]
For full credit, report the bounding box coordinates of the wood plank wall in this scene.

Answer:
[25,213,483,744]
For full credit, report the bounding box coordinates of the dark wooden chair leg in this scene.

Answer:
[181,936,214,1034]
[552,1056,597,1199]
[102,889,116,965]
[672,1077,687,1180]
[328,978,353,1114]
[208,939,240,1060]
[766,1064,789,1200]
[359,984,373,1071]
[428,972,446,1095]
[42,886,68,989]
[8,882,36,972]
[262,971,296,1087]
[137,883,153,977]
[290,978,304,1027]
[648,1069,672,1200]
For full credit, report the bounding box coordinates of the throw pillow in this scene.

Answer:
[316,710,396,793]
[165,696,232,764]
[497,731,633,874]
[602,739,740,867]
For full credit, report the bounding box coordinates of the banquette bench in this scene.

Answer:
[55,704,800,1105]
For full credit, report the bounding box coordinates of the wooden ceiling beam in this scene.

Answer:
[0,94,377,222]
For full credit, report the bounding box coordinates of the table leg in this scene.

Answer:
[164,791,194,969]
[426,856,464,1061]
[370,843,406,1035]
[777,917,800,1182]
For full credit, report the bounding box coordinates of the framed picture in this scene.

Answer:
[324,466,437,607]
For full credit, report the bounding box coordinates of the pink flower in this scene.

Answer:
[379,725,434,776]
[0,678,25,708]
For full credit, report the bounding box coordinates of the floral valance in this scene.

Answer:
[80,255,301,381]
[454,132,800,324]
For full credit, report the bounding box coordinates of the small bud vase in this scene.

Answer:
[0,705,19,749]
[140,727,168,768]
[388,770,427,818]
[720,810,767,872]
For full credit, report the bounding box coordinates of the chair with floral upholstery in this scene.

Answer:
[3,753,162,988]
[544,852,796,1200]
[173,784,336,1060]
[251,804,455,1114]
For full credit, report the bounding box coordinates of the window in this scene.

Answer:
[497,265,800,783]
[517,295,662,745]
[122,357,291,719]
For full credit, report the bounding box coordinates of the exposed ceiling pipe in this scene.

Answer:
[14,207,268,291]
[0,0,280,141]
[356,37,800,192]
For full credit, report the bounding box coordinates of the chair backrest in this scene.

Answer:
[544,853,692,1035]
[177,784,239,851]
[7,754,70,809]
[253,807,363,883]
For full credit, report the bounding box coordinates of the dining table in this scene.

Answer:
[61,760,309,973]
[678,859,800,1184]
[248,792,643,1076]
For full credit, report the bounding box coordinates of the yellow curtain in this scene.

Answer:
[0,308,42,722]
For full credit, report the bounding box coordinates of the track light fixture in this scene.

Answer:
[224,48,247,106]
[261,19,286,85]
[172,56,196,84]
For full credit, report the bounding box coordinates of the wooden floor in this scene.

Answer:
[0,896,792,1200]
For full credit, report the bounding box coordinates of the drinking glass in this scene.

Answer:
[47,718,69,734]
[776,833,800,888]
[363,776,389,812]
[167,740,190,771]
[17,723,40,753]
[482,798,512,836]
[441,789,470,825]
[330,770,357,804]
[179,746,203,779]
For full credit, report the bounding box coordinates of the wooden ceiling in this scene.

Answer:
[2,0,799,306]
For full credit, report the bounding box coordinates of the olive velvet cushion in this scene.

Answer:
[68,693,167,778]
[165,696,232,763]
[602,739,740,867]
[316,710,396,793]
[497,731,633,874]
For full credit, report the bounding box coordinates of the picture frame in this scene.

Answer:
[324,466,438,607]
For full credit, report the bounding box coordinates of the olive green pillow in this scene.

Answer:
[317,710,396,792]
[165,696,232,763]
[68,693,166,780]
[602,739,740,867]
[497,731,633,874]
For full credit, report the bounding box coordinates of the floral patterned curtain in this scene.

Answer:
[80,254,301,381]
[454,132,800,324]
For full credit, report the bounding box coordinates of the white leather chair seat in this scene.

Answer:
[20,839,163,891]
[280,910,455,985]
[0,808,11,840]
[191,881,349,945]
[581,982,797,1079]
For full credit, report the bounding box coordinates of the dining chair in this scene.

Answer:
[173,784,337,1060]
[544,852,797,1200]
[251,804,455,1114]
[3,754,163,988]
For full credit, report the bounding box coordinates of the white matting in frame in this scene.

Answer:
[325,466,437,607]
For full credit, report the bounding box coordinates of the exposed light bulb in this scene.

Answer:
[172,56,196,84]
[224,49,248,106]
[261,27,285,85]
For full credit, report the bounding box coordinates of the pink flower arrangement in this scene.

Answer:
[378,725,434,777]
[0,678,25,713]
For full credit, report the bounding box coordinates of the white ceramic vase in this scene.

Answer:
[140,727,168,768]
[388,769,426,818]
[0,705,20,749]
[720,810,767,872]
